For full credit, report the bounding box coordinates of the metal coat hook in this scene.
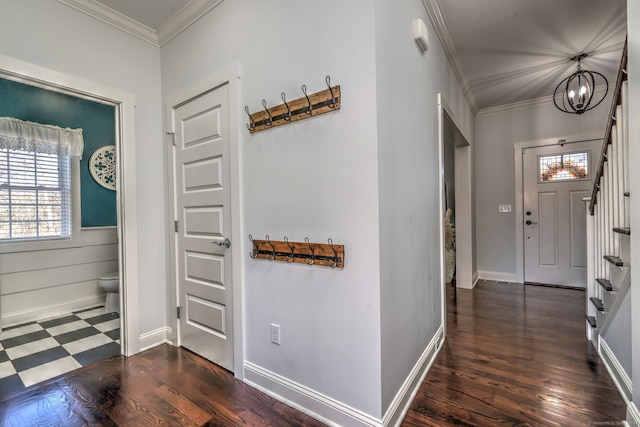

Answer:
[328,238,338,268]
[326,76,337,108]
[249,234,258,258]
[305,237,315,265]
[284,236,294,262]
[245,106,255,131]
[302,84,313,115]
[281,93,292,121]
[265,235,276,259]
[262,99,273,127]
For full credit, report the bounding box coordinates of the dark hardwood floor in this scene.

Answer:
[403,280,627,426]
[0,280,626,426]
[0,344,326,426]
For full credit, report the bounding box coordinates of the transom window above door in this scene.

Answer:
[538,151,589,182]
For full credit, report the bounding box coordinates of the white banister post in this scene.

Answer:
[611,122,620,260]
[622,81,630,227]
[584,197,596,341]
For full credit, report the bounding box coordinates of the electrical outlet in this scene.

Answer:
[270,323,281,345]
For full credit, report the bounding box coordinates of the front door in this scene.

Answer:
[171,83,234,371]
[522,140,600,288]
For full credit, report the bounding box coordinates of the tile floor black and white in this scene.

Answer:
[0,306,120,400]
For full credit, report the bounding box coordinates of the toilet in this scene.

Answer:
[98,271,120,313]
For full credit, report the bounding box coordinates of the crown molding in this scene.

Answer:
[56,0,224,48]
[157,0,224,46]
[57,0,158,46]
[476,84,609,117]
[421,0,477,114]
[477,95,553,116]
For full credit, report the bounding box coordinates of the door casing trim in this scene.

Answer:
[165,63,244,378]
[514,131,602,284]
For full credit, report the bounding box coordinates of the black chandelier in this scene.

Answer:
[553,53,608,115]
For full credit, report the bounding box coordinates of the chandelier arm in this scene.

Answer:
[583,71,609,112]
[553,53,609,115]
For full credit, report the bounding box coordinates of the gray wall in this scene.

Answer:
[374,0,472,414]
[475,98,611,281]
[444,139,456,221]
[602,289,633,384]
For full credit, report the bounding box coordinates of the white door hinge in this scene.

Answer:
[166,132,176,146]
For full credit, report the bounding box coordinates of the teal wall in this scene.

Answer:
[0,77,116,227]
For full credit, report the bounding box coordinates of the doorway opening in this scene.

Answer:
[0,55,140,397]
[438,94,473,336]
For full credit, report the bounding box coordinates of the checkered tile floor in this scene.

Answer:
[0,306,120,400]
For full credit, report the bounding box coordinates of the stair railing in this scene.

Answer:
[585,39,629,343]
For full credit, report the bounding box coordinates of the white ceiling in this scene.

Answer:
[85,0,627,112]
[435,0,627,111]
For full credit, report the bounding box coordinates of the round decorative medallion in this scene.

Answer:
[89,145,116,191]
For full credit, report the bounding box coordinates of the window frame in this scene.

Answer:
[0,155,81,253]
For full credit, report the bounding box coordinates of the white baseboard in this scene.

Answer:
[1,295,104,328]
[139,327,172,352]
[244,362,382,427]
[243,325,445,427]
[477,270,518,283]
[628,402,640,427]
[382,325,444,427]
[472,271,479,288]
[599,338,633,402]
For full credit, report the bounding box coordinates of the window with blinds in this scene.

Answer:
[0,148,71,241]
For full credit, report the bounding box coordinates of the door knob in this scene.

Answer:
[525,220,538,226]
[213,238,231,248]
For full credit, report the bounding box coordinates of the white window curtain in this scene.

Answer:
[0,117,84,158]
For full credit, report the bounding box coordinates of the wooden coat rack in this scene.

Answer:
[249,236,344,268]
[245,76,341,133]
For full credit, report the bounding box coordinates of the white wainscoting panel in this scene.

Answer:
[0,229,117,327]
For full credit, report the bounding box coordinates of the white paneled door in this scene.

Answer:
[172,83,234,371]
[522,140,601,288]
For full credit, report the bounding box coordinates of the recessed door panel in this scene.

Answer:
[183,157,222,192]
[183,107,221,148]
[570,190,589,269]
[186,294,226,337]
[538,192,557,267]
[185,251,224,288]
[184,207,223,238]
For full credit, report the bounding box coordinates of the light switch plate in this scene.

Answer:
[499,204,511,213]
